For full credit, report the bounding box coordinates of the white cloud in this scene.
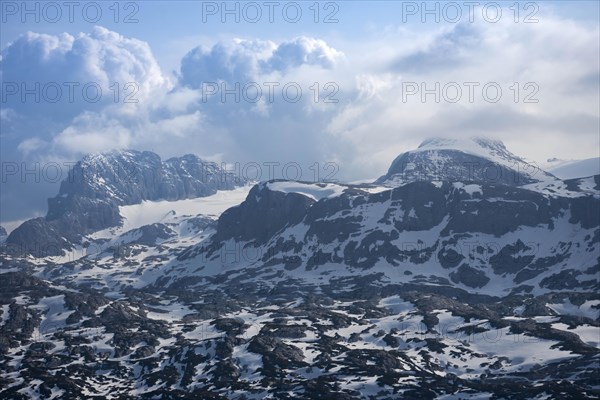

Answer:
[178,36,343,87]
[17,137,47,155]
[268,36,344,71]
[52,112,133,154]
[0,26,169,123]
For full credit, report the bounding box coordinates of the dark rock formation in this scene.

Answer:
[6,150,247,256]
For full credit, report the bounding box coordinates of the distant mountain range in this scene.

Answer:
[1,138,598,399]
[5,151,247,256]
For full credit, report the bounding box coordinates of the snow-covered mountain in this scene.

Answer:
[377,137,556,187]
[1,141,599,399]
[5,150,248,257]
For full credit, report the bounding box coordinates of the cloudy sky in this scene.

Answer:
[1,1,599,228]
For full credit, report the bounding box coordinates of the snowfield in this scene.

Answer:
[90,185,253,240]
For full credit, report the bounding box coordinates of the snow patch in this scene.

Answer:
[266,181,348,200]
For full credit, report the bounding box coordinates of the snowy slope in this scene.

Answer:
[265,181,348,201]
[378,137,557,186]
[522,175,600,198]
[91,185,253,240]
[545,157,600,180]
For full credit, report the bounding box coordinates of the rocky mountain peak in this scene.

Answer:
[6,149,249,256]
[378,136,556,187]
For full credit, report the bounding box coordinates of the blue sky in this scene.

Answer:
[1,1,599,227]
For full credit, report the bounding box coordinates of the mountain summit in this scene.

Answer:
[377,137,556,186]
[6,150,248,256]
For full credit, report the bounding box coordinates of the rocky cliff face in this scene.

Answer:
[213,182,316,244]
[6,150,247,256]
[176,176,599,294]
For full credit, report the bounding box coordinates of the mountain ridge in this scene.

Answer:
[1,139,599,399]
[6,150,248,256]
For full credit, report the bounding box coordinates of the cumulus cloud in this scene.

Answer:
[178,36,343,88]
[1,26,167,105]
[0,25,170,158]
[268,37,344,71]
[0,26,171,150]
[1,29,346,171]
[179,39,275,87]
